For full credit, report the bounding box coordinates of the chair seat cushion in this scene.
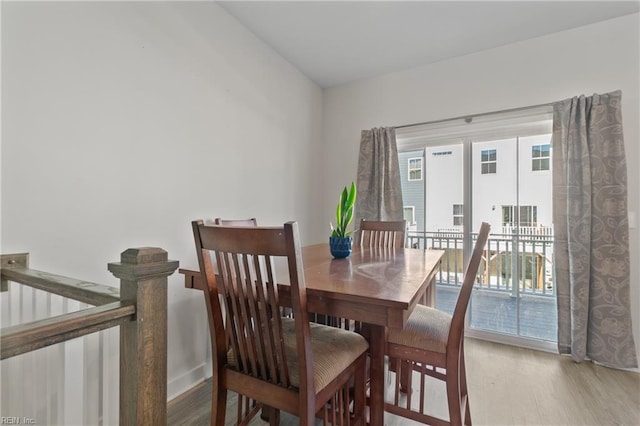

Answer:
[284,319,368,391]
[387,305,452,353]
[228,318,368,392]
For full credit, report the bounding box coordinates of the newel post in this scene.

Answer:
[108,247,179,426]
[1,253,29,292]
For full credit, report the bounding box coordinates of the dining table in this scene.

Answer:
[180,243,444,425]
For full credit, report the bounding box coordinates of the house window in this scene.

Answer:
[481,149,497,174]
[532,144,550,171]
[408,157,423,181]
[452,204,463,226]
[404,206,416,225]
[502,205,538,227]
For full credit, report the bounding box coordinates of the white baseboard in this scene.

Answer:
[167,363,208,401]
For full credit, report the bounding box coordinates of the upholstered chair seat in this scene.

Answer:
[387,305,451,354]
[228,319,369,392]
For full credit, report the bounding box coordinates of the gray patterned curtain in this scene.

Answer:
[355,127,404,223]
[552,90,637,368]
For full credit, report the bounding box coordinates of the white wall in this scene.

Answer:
[322,14,640,361]
[1,1,323,403]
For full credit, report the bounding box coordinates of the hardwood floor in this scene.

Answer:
[167,338,640,425]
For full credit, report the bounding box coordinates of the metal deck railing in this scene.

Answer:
[407,229,555,298]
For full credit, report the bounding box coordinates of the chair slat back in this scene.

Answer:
[220,250,285,383]
[449,222,491,347]
[192,221,312,391]
[359,219,407,249]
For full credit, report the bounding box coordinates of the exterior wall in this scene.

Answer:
[517,135,553,230]
[472,136,553,233]
[425,145,464,231]
[400,135,553,235]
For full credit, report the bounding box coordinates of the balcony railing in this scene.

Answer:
[0,248,178,425]
[407,229,555,297]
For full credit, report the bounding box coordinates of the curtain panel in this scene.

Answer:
[552,90,637,368]
[355,127,404,224]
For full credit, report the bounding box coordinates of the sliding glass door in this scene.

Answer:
[398,113,556,350]
[469,135,555,347]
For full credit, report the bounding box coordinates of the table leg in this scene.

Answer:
[368,325,385,425]
[423,275,437,307]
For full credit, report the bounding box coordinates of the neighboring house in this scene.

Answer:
[399,135,553,235]
[399,150,425,232]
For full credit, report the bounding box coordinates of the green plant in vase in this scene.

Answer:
[329,182,356,258]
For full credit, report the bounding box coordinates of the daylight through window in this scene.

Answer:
[481,149,497,174]
[408,157,423,181]
[453,204,463,226]
[502,205,538,227]
[532,144,550,171]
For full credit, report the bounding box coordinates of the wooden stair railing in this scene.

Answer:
[0,247,178,425]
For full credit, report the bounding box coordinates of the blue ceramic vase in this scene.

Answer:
[329,236,353,259]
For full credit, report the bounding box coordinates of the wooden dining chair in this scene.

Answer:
[214,216,295,423]
[384,222,491,426]
[358,219,407,249]
[214,216,274,421]
[192,221,369,426]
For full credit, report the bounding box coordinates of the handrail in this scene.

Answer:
[1,301,135,359]
[0,247,179,425]
[1,267,120,306]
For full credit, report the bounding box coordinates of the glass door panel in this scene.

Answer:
[468,134,556,343]
[400,144,464,316]
[470,138,519,336]
[516,134,556,341]
[398,114,556,350]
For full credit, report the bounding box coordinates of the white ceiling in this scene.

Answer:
[218,1,640,88]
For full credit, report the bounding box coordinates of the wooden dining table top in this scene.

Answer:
[180,243,445,329]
